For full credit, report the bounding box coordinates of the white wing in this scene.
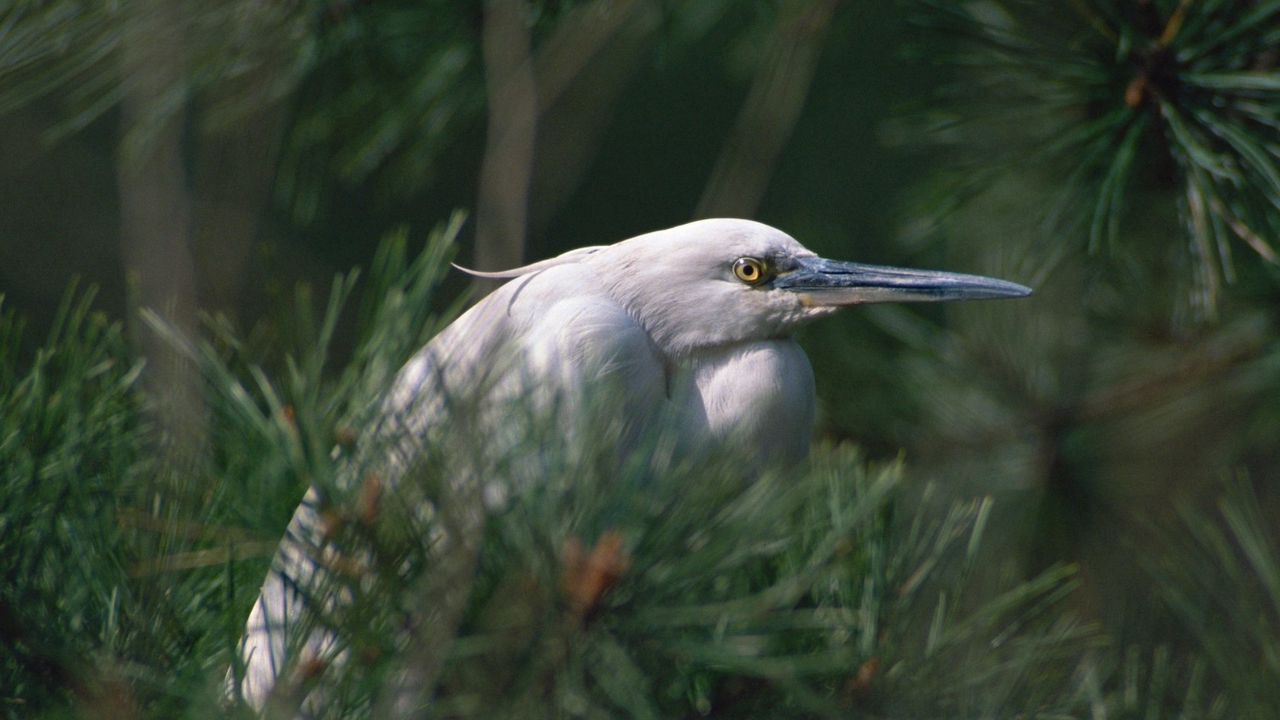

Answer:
[233,262,667,711]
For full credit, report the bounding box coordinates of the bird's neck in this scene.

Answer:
[665,338,815,467]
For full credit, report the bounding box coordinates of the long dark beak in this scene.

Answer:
[772,256,1032,306]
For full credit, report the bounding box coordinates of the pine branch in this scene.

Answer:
[911,0,1280,313]
[1144,476,1280,717]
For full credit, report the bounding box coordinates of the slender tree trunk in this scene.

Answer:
[116,0,203,459]
[529,0,661,236]
[474,0,538,283]
[696,0,839,219]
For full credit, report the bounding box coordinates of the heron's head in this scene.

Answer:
[591,218,1031,357]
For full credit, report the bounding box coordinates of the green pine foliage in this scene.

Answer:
[1146,477,1280,718]
[0,0,311,146]
[909,0,1280,312]
[0,286,147,716]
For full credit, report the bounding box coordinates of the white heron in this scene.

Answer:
[234,218,1030,711]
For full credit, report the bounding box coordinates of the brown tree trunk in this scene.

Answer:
[529,0,661,236]
[696,0,839,219]
[116,0,203,460]
[473,0,539,285]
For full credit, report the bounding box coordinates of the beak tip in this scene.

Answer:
[979,278,1032,300]
[945,277,1033,301]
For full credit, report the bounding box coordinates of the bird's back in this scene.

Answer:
[234,260,672,710]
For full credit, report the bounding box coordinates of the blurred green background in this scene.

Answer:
[3,0,1280,716]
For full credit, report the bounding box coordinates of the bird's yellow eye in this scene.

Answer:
[733,257,768,286]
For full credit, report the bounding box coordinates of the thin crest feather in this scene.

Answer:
[453,246,607,279]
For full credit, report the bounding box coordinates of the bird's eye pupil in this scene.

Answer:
[733,258,767,285]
